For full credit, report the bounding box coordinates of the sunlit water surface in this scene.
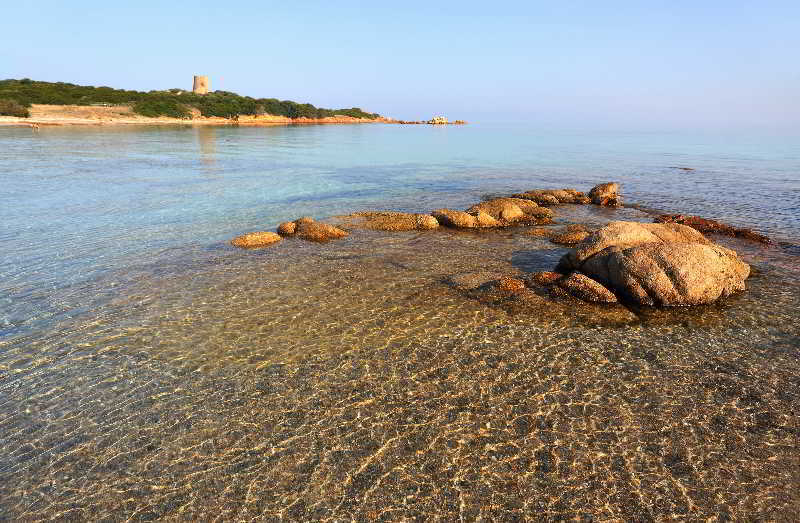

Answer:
[0,124,798,520]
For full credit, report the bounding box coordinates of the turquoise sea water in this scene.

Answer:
[2,124,798,335]
[1,123,799,519]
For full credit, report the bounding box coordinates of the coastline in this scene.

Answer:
[0,103,391,127]
[0,103,467,127]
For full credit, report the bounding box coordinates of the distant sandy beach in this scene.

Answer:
[0,104,386,127]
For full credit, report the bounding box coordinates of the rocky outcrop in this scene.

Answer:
[558,221,750,306]
[655,214,771,244]
[231,231,282,248]
[277,217,348,242]
[511,189,590,206]
[466,199,523,222]
[338,211,439,231]
[588,182,621,207]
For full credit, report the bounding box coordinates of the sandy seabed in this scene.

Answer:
[1,204,798,520]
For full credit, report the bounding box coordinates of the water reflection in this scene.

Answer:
[195,125,217,166]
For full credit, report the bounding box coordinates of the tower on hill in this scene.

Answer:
[192,75,210,95]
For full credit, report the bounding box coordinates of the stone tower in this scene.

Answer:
[192,75,210,95]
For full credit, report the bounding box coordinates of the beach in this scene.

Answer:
[0,104,387,127]
[1,124,798,519]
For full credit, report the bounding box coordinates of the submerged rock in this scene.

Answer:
[493,276,527,293]
[231,231,282,248]
[341,211,439,231]
[588,182,621,207]
[655,214,771,244]
[557,273,617,303]
[559,221,750,306]
[529,271,563,286]
[446,271,508,291]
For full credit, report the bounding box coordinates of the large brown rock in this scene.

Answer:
[559,221,750,306]
[588,182,621,206]
[231,231,282,248]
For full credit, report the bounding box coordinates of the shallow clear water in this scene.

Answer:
[0,124,798,520]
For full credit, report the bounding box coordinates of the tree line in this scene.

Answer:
[0,79,380,120]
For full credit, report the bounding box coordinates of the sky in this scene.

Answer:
[3,1,799,130]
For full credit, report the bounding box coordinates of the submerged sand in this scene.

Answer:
[0,204,798,520]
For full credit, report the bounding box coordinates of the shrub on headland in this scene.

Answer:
[132,98,191,119]
[0,99,30,117]
[0,78,381,120]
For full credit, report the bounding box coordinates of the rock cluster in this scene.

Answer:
[433,196,553,229]
[655,214,770,244]
[557,221,750,306]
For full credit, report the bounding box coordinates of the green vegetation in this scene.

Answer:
[0,78,380,120]
[0,98,30,117]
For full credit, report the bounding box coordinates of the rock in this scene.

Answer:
[541,189,574,203]
[345,211,439,231]
[588,182,621,206]
[502,197,541,214]
[563,221,711,269]
[566,224,587,233]
[655,214,770,244]
[530,271,563,286]
[295,219,349,242]
[511,191,561,206]
[575,195,592,204]
[295,216,314,225]
[559,221,750,306]
[557,273,617,303]
[432,209,476,228]
[231,231,282,248]
[494,276,526,293]
[473,210,501,227]
[277,221,296,235]
[432,209,500,228]
[549,230,590,245]
[466,199,524,222]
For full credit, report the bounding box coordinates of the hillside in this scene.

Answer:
[0,79,381,120]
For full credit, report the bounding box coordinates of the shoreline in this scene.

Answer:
[0,104,466,127]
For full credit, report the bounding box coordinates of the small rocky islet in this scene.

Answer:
[231,182,760,310]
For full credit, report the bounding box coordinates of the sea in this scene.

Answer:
[1,123,798,520]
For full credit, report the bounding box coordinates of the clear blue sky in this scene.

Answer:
[3,1,799,130]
